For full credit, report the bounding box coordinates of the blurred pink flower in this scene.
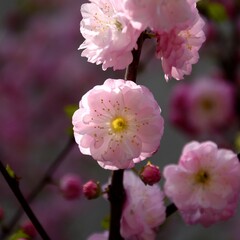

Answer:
[186,78,235,133]
[20,220,37,238]
[59,174,82,200]
[163,141,240,227]
[122,0,197,32]
[79,0,141,70]
[121,171,166,239]
[169,77,235,136]
[87,231,108,240]
[72,79,164,170]
[156,15,205,80]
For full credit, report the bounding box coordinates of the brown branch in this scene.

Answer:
[108,32,147,240]
[0,161,51,240]
[1,137,75,239]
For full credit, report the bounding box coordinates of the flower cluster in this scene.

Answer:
[72,79,164,170]
[88,171,166,239]
[79,0,205,80]
[163,141,240,227]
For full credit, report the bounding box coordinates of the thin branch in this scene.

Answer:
[108,32,147,240]
[108,170,125,240]
[166,203,178,218]
[0,161,51,240]
[1,137,75,239]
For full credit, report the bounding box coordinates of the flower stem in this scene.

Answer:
[166,203,178,218]
[1,137,75,239]
[108,32,147,240]
[0,160,51,240]
[108,170,125,240]
[125,32,147,82]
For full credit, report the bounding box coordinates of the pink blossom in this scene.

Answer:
[186,78,235,133]
[156,15,205,80]
[122,0,197,32]
[79,0,141,70]
[140,162,161,185]
[72,79,164,170]
[121,171,166,239]
[59,174,82,200]
[169,77,235,135]
[87,231,108,240]
[163,141,240,227]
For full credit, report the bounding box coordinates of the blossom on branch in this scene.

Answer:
[72,79,164,170]
[122,0,197,32]
[79,0,141,70]
[156,15,205,81]
[163,141,240,227]
[121,171,166,239]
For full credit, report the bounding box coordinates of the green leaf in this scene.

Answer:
[8,230,29,240]
[101,215,110,230]
[6,165,15,179]
[64,105,78,118]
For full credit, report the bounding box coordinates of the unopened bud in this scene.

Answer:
[59,174,82,200]
[21,220,37,238]
[140,162,161,185]
[83,180,101,199]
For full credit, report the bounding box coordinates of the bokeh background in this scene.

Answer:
[0,0,240,239]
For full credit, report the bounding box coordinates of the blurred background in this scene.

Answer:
[0,0,240,239]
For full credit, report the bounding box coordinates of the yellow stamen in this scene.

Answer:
[111,117,128,133]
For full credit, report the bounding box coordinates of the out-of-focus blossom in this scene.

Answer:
[169,77,235,136]
[156,15,205,80]
[79,0,141,70]
[121,171,166,239]
[83,180,101,199]
[140,162,161,185]
[122,0,197,32]
[59,174,82,200]
[87,231,108,240]
[20,221,37,238]
[72,79,164,170]
[163,141,240,227]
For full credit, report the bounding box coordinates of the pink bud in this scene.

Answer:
[140,162,161,186]
[59,174,82,200]
[21,220,37,238]
[83,180,101,200]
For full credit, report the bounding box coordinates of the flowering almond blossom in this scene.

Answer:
[72,79,164,170]
[169,77,235,135]
[79,0,141,70]
[156,15,206,80]
[122,0,197,32]
[163,141,240,227]
[121,171,166,239]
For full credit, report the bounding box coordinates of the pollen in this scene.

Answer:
[111,117,128,133]
[195,170,210,185]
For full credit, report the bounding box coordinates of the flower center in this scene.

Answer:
[201,98,214,111]
[195,170,210,185]
[111,117,128,133]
